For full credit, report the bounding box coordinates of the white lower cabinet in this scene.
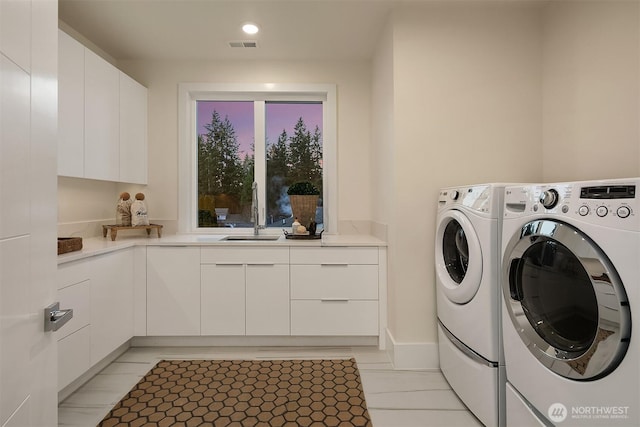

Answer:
[145,244,382,340]
[290,247,379,336]
[90,249,134,364]
[200,247,290,336]
[246,264,289,335]
[58,326,91,390]
[56,247,134,392]
[201,264,245,335]
[147,246,201,336]
[291,300,379,335]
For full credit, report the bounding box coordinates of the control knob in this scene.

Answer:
[617,206,631,218]
[450,190,459,201]
[539,189,559,209]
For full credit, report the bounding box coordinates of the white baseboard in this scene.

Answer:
[385,328,439,370]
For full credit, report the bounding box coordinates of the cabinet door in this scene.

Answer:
[90,249,134,364]
[119,72,147,184]
[291,300,379,336]
[57,30,84,177]
[84,48,119,181]
[147,246,201,335]
[58,326,91,391]
[246,264,289,335]
[201,264,245,335]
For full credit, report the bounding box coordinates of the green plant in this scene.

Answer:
[287,181,320,196]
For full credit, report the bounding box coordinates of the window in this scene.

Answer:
[178,84,337,234]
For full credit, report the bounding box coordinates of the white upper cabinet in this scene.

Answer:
[58,30,84,178]
[58,30,148,184]
[119,72,148,184]
[84,48,120,182]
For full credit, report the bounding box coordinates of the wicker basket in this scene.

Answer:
[57,237,82,255]
[289,195,319,226]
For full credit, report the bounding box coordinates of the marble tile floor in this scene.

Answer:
[58,346,483,427]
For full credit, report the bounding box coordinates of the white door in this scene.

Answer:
[1,0,59,426]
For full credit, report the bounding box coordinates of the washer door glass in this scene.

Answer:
[503,219,631,381]
[436,210,483,304]
[443,219,469,284]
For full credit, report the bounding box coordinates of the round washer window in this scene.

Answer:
[442,219,469,284]
[435,209,483,304]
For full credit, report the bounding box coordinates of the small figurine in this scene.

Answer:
[116,192,132,226]
[131,192,150,226]
[292,217,301,234]
[308,218,317,236]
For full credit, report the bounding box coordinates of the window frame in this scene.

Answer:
[178,83,337,234]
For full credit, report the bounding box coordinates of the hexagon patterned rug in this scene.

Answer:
[98,358,372,427]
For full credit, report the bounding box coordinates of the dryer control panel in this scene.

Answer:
[504,179,640,232]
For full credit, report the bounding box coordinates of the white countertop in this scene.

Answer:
[58,232,386,264]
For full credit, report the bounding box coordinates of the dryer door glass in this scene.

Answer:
[503,219,631,380]
[442,219,468,284]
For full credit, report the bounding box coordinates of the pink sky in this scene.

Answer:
[197,101,322,157]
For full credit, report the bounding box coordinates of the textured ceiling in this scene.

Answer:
[58,0,398,61]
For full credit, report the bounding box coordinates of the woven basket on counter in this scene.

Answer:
[57,237,82,255]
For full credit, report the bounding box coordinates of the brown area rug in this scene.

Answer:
[98,358,372,427]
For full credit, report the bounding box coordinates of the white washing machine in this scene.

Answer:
[435,184,509,427]
[501,179,638,426]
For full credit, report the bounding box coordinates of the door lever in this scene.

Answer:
[44,302,73,332]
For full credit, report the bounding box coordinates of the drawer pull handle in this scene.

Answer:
[320,263,349,267]
[247,263,276,266]
[320,298,349,302]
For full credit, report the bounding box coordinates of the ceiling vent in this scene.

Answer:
[229,41,258,48]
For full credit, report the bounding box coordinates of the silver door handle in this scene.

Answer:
[44,302,73,332]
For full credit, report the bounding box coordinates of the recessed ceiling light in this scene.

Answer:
[242,23,259,35]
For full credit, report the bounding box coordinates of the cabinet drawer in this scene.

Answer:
[58,326,91,391]
[290,265,378,300]
[291,300,378,336]
[290,247,378,265]
[56,279,90,340]
[57,260,90,290]
[201,247,288,264]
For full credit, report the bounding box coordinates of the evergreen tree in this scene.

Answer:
[201,110,244,198]
[309,125,323,192]
[288,117,314,183]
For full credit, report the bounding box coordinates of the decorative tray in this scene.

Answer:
[283,230,324,240]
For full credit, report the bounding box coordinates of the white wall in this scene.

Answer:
[542,0,640,182]
[371,20,396,328]
[377,1,544,347]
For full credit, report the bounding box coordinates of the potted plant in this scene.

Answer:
[287,182,320,226]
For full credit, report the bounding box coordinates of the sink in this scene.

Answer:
[221,235,281,241]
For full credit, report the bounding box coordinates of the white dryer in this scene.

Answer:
[501,179,638,426]
[435,184,508,427]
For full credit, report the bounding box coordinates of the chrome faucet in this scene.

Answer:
[252,182,259,235]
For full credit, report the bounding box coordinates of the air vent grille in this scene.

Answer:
[229,41,258,48]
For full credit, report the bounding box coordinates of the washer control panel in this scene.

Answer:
[504,180,640,231]
[438,184,500,216]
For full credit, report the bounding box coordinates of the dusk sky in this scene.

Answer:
[197,101,323,158]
